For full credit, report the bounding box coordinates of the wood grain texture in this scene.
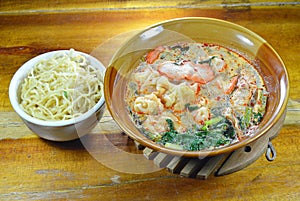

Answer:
[0,127,299,200]
[0,1,299,200]
[0,0,298,13]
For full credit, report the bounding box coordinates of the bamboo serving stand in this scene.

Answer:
[133,129,277,180]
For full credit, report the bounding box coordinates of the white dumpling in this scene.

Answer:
[162,83,195,111]
[133,93,164,115]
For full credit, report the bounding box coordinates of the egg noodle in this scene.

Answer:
[20,49,103,121]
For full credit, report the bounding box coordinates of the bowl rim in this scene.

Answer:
[105,17,290,157]
[9,49,106,127]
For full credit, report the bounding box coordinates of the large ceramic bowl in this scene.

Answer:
[104,17,289,157]
[9,50,106,141]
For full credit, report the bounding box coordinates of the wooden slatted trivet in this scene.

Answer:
[134,127,278,180]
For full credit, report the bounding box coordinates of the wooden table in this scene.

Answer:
[0,1,299,200]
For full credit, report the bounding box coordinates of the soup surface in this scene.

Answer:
[125,42,268,151]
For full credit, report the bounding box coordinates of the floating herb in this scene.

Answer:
[171,45,190,52]
[198,56,217,66]
[185,103,200,112]
[201,116,223,131]
[63,91,68,98]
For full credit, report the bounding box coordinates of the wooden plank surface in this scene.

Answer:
[0,0,298,13]
[0,1,299,200]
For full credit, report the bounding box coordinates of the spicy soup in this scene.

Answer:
[125,42,268,151]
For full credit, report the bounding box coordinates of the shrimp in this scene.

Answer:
[224,76,238,94]
[145,46,165,64]
[157,61,215,84]
[190,83,201,95]
[211,74,238,95]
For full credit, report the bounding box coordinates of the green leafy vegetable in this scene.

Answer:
[160,119,178,144]
[63,91,68,98]
[201,116,223,131]
[253,112,263,124]
[216,138,230,146]
[159,117,235,151]
[256,88,268,113]
[188,138,205,151]
[240,107,252,130]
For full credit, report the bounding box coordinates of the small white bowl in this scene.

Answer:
[9,50,106,141]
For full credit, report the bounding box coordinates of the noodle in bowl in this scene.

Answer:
[9,50,106,141]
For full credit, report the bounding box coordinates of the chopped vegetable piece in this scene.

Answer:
[240,107,252,130]
[63,91,68,98]
[165,143,184,150]
[201,116,223,131]
[253,112,263,124]
[198,56,216,66]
